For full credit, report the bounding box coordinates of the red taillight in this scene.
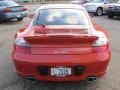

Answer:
[92,44,109,53]
[15,46,31,54]
[4,8,12,13]
[23,6,28,11]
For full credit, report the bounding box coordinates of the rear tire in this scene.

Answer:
[17,18,23,21]
[96,8,103,16]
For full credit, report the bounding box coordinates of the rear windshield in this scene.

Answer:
[2,1,19,6]
[34,9,90,26]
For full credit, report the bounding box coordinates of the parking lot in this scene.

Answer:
[0,4,120,90]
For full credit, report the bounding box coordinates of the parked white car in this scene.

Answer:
[84,0,114,16]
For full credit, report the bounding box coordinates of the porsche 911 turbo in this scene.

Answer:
[12,4,111,82]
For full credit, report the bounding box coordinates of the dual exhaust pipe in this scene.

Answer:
[25,76,37,82]
[25,76,97,82]
[87,76,97,81]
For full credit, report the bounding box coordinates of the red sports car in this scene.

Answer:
[12,4,111,82]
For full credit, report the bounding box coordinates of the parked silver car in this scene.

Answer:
[0,0,28,21]
[84,0,114,16]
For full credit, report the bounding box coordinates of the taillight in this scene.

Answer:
[92,37,108,46]
[92,31,108,46]
[92,44,109,53]
[15,46,31,54]
[91,31,109,53]
[4,8,12,13]
[15,37,30,47]
[23,6,28,11]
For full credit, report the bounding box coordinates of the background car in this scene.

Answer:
[12,4,111,82]
[84,0,114,16]
[0,0,28,22]
[107,0,120,18]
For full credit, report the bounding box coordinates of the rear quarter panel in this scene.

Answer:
[93,22,109,37]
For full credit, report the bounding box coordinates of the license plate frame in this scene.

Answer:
[51,67,71,77]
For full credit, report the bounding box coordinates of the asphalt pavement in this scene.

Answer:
[0,4,120,90]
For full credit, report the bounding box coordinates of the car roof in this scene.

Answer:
[36,4,86,11]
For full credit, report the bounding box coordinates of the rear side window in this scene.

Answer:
[35,9,90,26]
[2,1,18,6]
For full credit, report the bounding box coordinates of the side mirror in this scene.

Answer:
[29,14,35,19]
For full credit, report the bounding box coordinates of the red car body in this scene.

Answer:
[12,4,111,81]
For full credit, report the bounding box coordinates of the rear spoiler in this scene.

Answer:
[24,34,99,44]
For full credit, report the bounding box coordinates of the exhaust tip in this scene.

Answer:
[25,76,36,82]
[87,76,97,81]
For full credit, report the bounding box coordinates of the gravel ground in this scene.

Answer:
[0,4,120,90]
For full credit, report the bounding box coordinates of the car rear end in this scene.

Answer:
[0,0,28,21]
[13,34,110,81]
[12,6,110,81]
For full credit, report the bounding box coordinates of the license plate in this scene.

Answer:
[17,15,21,18]
[51,67,71,77]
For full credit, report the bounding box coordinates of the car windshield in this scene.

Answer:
[2,1,19,6]
[35,9,89,26]
[89,0,105,3]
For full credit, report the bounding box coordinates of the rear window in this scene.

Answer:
[34,9,90,26]
[2,1,19,6]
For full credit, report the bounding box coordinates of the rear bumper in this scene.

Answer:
[12,51,111,81]
[0,11,28,20]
